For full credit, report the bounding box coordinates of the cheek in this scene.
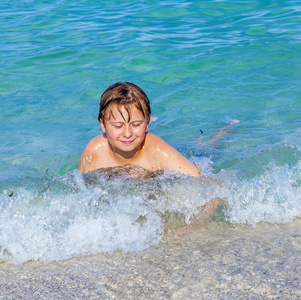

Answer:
[135,126,147,137]
[106,128,120,139]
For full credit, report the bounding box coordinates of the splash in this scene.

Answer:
[222,160,301,225]
[0,166,211,264]
[0,154,301,264]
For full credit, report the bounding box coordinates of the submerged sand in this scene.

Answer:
[1,220,300,299]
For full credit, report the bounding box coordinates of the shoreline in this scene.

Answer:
[1,220,300,299]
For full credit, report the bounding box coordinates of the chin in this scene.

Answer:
[120,141,141,151]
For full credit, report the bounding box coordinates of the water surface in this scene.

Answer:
[0,0,301,264]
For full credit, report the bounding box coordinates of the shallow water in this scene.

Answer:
[1,0,301,268]
[1,220,300,299]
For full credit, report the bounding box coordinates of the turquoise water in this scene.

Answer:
[1,0,301,263]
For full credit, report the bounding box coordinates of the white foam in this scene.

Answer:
[0,170,208,263]
[221,161,301,225]
[0,158,301,264]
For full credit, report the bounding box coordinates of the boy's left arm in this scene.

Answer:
[158,142,201,176]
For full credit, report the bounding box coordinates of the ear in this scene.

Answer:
[99,119,106,133]
[146,116,150,130]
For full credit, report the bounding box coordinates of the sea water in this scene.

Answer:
[0,0,301,264]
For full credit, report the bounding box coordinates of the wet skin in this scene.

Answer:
[78,104,200,176]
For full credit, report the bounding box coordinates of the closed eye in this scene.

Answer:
[113,124,123,129]
[132,122,142,127]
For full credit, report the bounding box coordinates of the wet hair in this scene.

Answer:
[98,82,151,123]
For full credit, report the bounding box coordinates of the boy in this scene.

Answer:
[78,82,239,235]
[78,82,201,177]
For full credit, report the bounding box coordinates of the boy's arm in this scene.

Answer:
[78,135,106,173]
[78,137,100,173]
[149,134,201,177]
[78,147,92,173]
[171,121,240,236]
[172,197,221,237]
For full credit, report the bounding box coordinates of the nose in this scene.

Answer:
[122,125,133,138]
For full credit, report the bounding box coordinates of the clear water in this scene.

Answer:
[1,0,301,264]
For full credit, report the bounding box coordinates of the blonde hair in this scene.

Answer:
[98,82,151,123]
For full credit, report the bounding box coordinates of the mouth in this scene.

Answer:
[120,140,135,145]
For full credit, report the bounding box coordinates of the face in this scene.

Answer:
[100,104,149,154]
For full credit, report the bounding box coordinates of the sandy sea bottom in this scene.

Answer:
[0,219,300,299]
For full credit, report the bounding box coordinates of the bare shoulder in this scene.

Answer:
[83,134,106,155]
[78,134,107,173]
[145,133,201,176]
[145,132,186,157]
[145,132,168,148]
[144,132,177,157]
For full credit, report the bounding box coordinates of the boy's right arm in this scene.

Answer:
[78,137,100,173]
[78,147,92,173]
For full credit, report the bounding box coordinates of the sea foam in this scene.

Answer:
[0,155,300,264]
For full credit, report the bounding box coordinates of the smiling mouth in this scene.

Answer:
[120,140,135,144]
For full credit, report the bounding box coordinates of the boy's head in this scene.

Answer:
[98,82,151,124]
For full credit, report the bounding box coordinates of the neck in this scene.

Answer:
[108,141,145,165]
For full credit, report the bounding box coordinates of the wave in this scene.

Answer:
[0,151,300,264]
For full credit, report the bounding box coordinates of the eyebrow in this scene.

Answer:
[109,119,145,124]
[109,116,145,122]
